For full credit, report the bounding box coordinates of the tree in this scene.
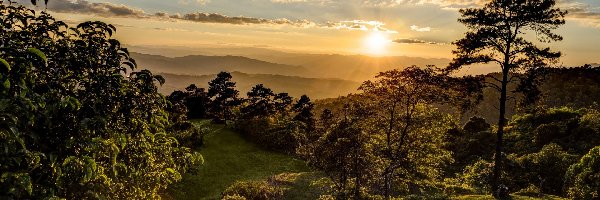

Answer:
[242,84,276,118]
[306,101,376,199]
[185,84,211,119]
[0,3,201,199]
[446,0,566,195]
[207,72,240,123]
[273,92,293,115]
[359,66,480,199]
[293,95,315,131]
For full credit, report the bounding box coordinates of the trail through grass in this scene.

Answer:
[167,121,310,200]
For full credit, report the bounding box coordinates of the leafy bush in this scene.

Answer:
[505,143,578,195]
[565,146,600,199]
[0,3,201,199]
[458,159,494,194]
[234,117,307,153]
[169,121,207,148]
[507,107,600,155]
[403,193,450,200]
[222,194,247,200]
[222,180,284,200]
[441,184,476,196]
[446,116,495,172]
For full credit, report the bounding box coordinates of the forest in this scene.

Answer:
[1,0,599,200]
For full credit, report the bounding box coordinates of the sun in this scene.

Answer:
[364,32,390,55]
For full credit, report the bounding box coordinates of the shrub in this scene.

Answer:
[506,143,578,195]
[222,194,246,200]
[565,146,600,199]
[442,184,476,196]
[222,180,284,200]
[458,159,494,194]
[234,117,306,153]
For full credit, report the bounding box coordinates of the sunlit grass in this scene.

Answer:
[166,120,310,200]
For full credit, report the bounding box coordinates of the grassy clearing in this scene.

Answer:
[167,121,311,200]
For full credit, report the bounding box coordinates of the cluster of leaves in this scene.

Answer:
[222,180,284,200]
[451,107,600,197]
[565,145,600,199]
[445,116,495,174]
[0,4,201,199]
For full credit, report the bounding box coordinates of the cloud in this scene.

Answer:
[561,2,600,28]
[327,20,398,33]
[31,0,147,18]
[361,0,487,8]
[410,25,431,32]
[270,0,332,5]
[178,0,210,5]
[21,0,317,27]
[167,12,317,27]
[393,38,444,45]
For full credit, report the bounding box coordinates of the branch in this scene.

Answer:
[483,81,502,92]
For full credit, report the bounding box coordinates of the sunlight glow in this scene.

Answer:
[364,32,390,55]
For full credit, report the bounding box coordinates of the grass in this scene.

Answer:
[166,120,311,200]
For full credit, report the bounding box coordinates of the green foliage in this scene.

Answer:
[234,117,307,153]
[302,101,376,199]
[565,145,600,199]
[446,116,495,172]
[234,89,314,154]
[507,107,600,155]
[505,143,578,195]
[222,180,284,200]
[458,159,494,194]
[0,3,201,199]
[222,194,247,200]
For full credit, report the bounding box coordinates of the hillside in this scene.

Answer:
[128,47,469,81]
[158,72,361,99]
[131,52,313,78]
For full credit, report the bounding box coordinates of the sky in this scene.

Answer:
[21,0,600,66]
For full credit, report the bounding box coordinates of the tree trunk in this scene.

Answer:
[492,66,509,196]
[384,169,391,200]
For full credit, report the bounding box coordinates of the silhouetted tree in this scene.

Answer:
[293,95,315,130]
[242,84,276,118]
[186,84,211,119]
[445,0,566,195]
[273,92,293,114]
[208,72,240,123]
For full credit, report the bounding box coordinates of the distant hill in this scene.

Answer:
[128,47,467,81]
[249,54,455,81]
[158,72,361,99]
[131,52,313,77]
